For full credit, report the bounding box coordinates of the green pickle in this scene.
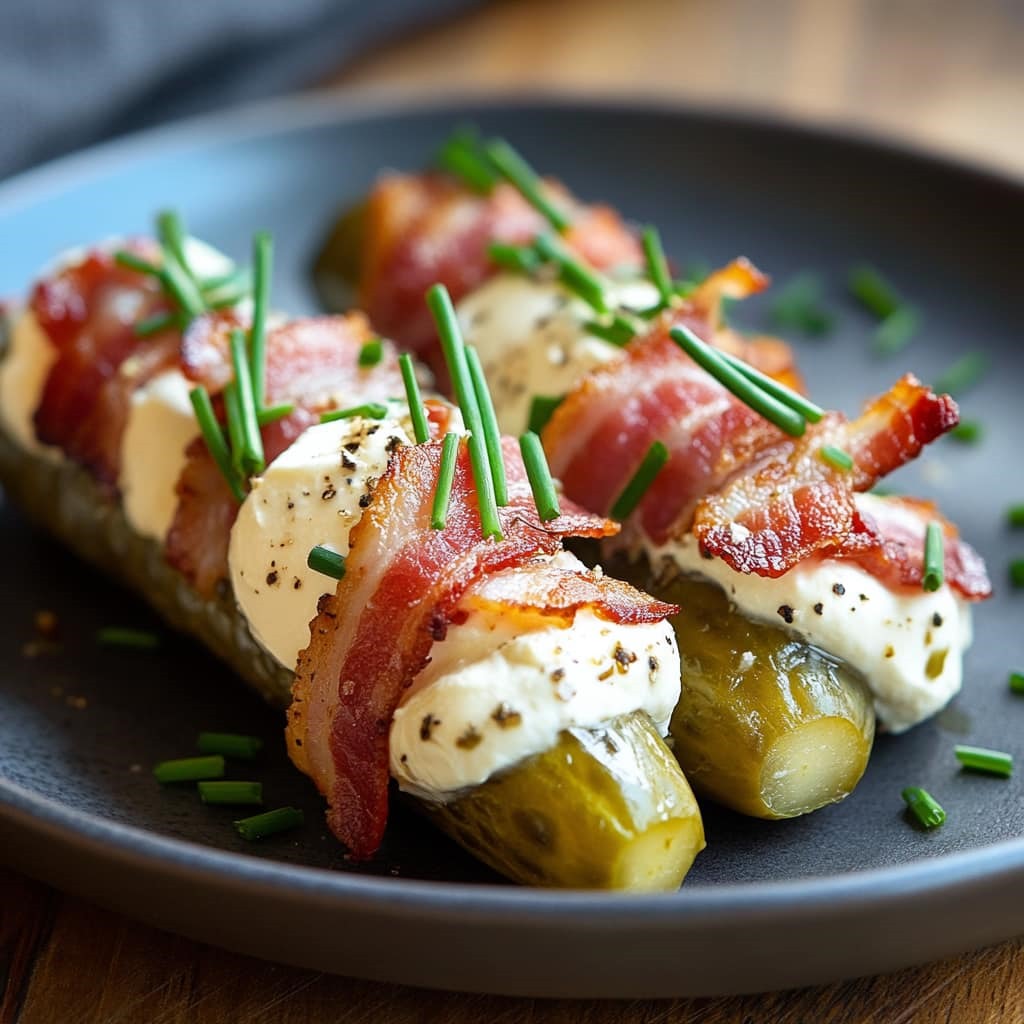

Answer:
[654,571,876,819]
[425,710,705,890]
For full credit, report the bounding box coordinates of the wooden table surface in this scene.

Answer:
[3,1,1023,1021]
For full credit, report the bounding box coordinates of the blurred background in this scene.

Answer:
[3,0,1023,180]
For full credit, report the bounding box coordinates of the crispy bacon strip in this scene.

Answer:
[357,172,642,370]
[288,437,623,859]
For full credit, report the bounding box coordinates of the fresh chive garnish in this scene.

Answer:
[133,311,180,338]
[611,440,669,521]
[160,252,206,320]
[234,806,304,841]
[320,402,389,424]
[198,781,264,806]
[206,290,251,311]
[358,337,384,368]
[716,347,825,424]
[954,744,1013,778]
[1010,559,1024,588]
[200,267,251,296]
[533,235,608,313]
[1007,504,1024,528]
[114,250,162,277]
[670,325,807,437]
[584,312,636,347]
[874,306,919,355]
[487,241,541,275]
[431,432,460,530]
[398,353,430,445]
[528,394,564,436]
[923,521,945,592]
[307,545,346,580]
[224,382,246,474]
[249,231,272,411]
[153,755,225,784]
[189,386,246,503]
[437,128,497,194]
[197,732,264,759]
[933,352,989,397]
[426,284,502,541]
[519,431,561,522]
[949,420,983,444]
[96,626,160,649]
[229,328,265,476]
[466,346,507,506]
[901,786,946,829]
[770,273,834,337]
[820,445,854,472]
[641,225,674,308]
[256,402,294,426]
[848,264,902,319]
[484,139,571,232]
[1010,672,1024,695]
[157,210,190,271]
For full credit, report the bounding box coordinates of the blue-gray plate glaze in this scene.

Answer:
[0,95,1022,998]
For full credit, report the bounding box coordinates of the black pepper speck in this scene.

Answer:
[813,602,824,615]
[777,604,795,624]
[833,583,846,596]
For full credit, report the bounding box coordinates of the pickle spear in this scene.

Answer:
[425,710,705,890]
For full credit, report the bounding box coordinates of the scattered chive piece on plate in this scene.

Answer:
[770,273,834,337]
[249,231,272,410]
[848,264,902,319]
[256,402,295,426]
[487,241,540,275]
[189,385,246,503]
[234,806,304,841]
[357,337,384,368]
[431,433,461,530]
[398,353,431,445]
[641,225,674,308]
[153,755,226,784]
[437,128,497,194]
[320,402,389,424]
[820,445,854,472]
[1007,504,1024,528]
[519,431,561,522]
[949,420,983,444]
[96,626,161,650]
[901,786,946,829]
[670,325,807,437]
[873,306,919,356]
[716,347,825,424]
[954,744,1014,778]
[466,345,508,507]
[484,139,571,232]
[922,521,945,592]
[933,352,990,397]
[1009,559,1024,588]
[307,545,346,580]
[133,311,180,338]
[228,327,265,476]
[533,234,608,313]
[197,732,264,759]
[198,781,264,806]
[611,440,669,521]
[1009,672,1024,695]
[528,394,564,436]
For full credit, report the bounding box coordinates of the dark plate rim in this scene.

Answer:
[2,89,1022,923]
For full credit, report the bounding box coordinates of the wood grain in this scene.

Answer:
[4,1,1024,1020]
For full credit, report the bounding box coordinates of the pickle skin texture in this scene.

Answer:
[424,710,705,891]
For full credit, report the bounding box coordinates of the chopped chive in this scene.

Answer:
[307,545,346,580]
[198,781,263,806]
[487,241,541,275]
[1010,559,1024,588]
[901,786,946,829]
[670,325,807,437]
[96,626,160,649]
[153,755,225,784]
[228,328,265,476]
[431,432,460,530]
[437,128,497,194]
[256,402,294,426]
[641,225,674,308]
[235,806,304,841]
[484,139,571,232]
[848,264,902,319]
[955,744,1013,778]
[156,210,190,272]
[611,440,669,521]
[159,253,206,320]
[528,394,564,436]
[249,231,272,411]
[533,234,608,313]
[933,352,989,397]
[223,382,247,475]
[948,420,983,444]
[114,249,162,277]
[1009,672,1024,695]
[716,347,825,424]
[874,306,920,355]
[320,402,389,424]
[426,285,502,541]
[820,445,854,472]
[206,290,251,311]
[358,337,384,368]
[197,732,264,759]
[770,273,834,337]
[923,521,945,592]
[134,310,181,338]
[398,353,430,445]
[585,312,636,347]
[189,386,246,503]
[200,267,251,295]
[519,431,561,522]
[466,346,507,506]
[1007,504,1024,528]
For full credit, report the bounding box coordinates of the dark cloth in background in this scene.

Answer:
[0,0,483,178]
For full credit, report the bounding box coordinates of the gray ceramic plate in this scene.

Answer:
[0,95,1022,999]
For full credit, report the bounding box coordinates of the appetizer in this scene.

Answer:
[0,219,704,889]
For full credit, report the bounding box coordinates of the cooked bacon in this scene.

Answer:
[32,244,176,485]
[287,436,620,858]
[357,172,642,371]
